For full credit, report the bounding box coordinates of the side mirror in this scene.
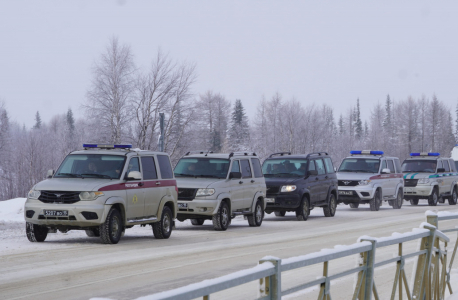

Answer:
[308,170,318,176]
[381,168,391,174]
[47,170,55,178]
[229,172,242,179]
[437,168,445,173]
[126,171,142,180]
[334,167,337,172]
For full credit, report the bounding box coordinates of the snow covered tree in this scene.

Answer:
[33,111,42,129]
[228,99,250,151]
[354,99,363,139]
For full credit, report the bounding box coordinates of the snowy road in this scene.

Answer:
[1,199,457,300]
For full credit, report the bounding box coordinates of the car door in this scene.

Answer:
[307,160,320,203]
[440,159,452,196]
[385,159,396,198]
[239,159,253,210]
[436,160,446,195]
[229,159,244,210]
[314,159,328,201]
[125,157,146,220]
[140,155,161,218]
[155,154,176,213]
[323,157,337,194]
[250,158,264,205]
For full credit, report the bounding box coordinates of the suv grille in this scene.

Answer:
[38,191,80,204]
[404,179,418,187]
[178,188,197,201]
[338,180,360,187]
[266,186,280,194]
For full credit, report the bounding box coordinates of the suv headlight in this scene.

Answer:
[418,178,430,184]
[281,185,297,192]
[196,188,215,197]
[358,180,371,186]
[28,189,41,199]
[79,191,104,201]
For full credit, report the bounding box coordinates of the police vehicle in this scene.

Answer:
[24,144,178,244]
[337,150,404,211]
[174,151,266,231]
[402,152,458,206]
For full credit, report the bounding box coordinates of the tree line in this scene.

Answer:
[0,38,456,200]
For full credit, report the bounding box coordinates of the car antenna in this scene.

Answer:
[205,149,213,156]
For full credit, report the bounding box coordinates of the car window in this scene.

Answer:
[380,160,387,172]
[437,160,443,172]
[450,159,457,172]
[401,160,437,173]
[231,160,240,173]
[157,155,174,179]
[309,160,316,171]
[324,157,334,174]
[141,157,158,180]
[394,158,402,173]
[251,158,263,178]
[315,159,326,175]
[387,160,395,173]
[442,160,450,172]
[240,159,252,178]
[127,157,141,175]
[174,158,230,179]
[338,158,380,173]
[262,158,308,178]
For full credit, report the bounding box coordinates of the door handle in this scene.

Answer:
[251,180,255,183]
[138,182,144,187]
[315,177,319,180]
[325,176,328,179]
[239,181,243,184]
[156,182,161,185]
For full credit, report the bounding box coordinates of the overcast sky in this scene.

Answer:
[1,1,458,128]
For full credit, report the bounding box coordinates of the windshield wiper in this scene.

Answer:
[174,173,196,177]
[57,173,81,178]
[81,174,113,179]
[197,174,221,178]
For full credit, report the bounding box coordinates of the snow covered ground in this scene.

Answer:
[0,198,457,300]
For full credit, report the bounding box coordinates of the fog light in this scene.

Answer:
[26,210,35,218]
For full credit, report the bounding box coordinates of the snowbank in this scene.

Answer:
[0,198,26,223]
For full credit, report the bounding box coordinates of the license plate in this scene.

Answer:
[339,191,353,195]
[43,210,68,216]
[265,198,275,203]
[177,203,188,208]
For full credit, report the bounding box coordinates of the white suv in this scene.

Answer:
[24,144,178,244]
[174,151,267,231]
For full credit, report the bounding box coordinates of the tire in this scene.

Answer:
[410,199,419,205]
[448,188,457,205]
[370,190,381,211]
[393,189,403,209]
[349,203,359,209]
[274,211,286,217]
[248,199,264,227]
[153,206,173,239]
[323,193,337,217]
[212,201,230,231]
[100,208,123,244]
[190,218,205,225]
[26,222,48,242]
[428,189,438,206]
[85,227,100,237]
[296,197,310,221]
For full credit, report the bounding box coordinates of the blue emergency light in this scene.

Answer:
[83,144,132,149]
[410,152,440,157]
[350,150,384,155]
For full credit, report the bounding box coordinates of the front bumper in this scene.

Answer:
[404,185,434,198]
[264,194,301,211]
[337,185,375,203]
[176,198,219,218]
[24,198,110,227]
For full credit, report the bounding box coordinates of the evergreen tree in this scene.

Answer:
[33,111,42,129]
[354,99,363,139]
[228,99,250,151]
[383,95,392,132]
[66,108,75,132]
[455,102,458,142]
[338,114,344,135]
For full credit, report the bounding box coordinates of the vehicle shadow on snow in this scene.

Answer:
[175,222,258,231]
[262,215,320,222]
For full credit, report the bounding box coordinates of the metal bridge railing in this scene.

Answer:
[140,211,458,300]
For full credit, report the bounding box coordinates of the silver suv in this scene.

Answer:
[402,152,458,206]
[174,151,267,231]
[24,144,178,244]
[337,150,404,211]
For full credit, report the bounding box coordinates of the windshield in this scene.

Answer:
[401,160,437,173]
[174,158,230,179]
[262,159,308,178]
[338,158,380,173]
[55,154,126,179]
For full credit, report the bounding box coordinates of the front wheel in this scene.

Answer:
[449,188,457,205]
[370,190,381,211]
[153,206,173,239]
[323,193,337,217]
[26,222,48,242]
[100,208,123,244]
[428,189,438,206]
[274,211,286,217]
[212,201,230,231]
[248,199,264,227]
[393,189,403,209]
[296,197,310,221]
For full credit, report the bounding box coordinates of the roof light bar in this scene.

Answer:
[83,144,132,149]
[410,152,440,157]
[350,150,384,155]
